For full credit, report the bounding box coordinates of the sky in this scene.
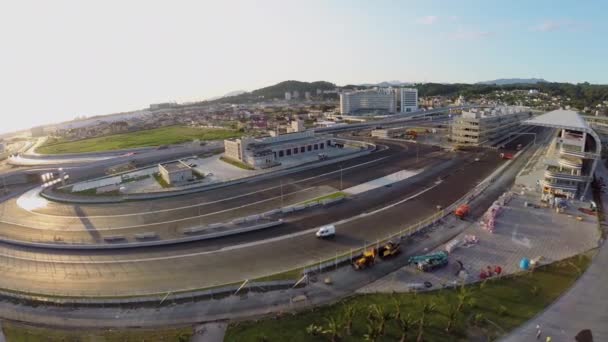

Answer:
[1,0,607,134]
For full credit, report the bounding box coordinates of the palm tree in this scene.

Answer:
[397,314,414,342]
[323,317,342,342]
[364,322,379,342]
[370,304,389,336]
[306,323,324,337]
[445,304,458,334]
[392,297,402,322]
[343,305,357,336]
[456,285,471,313]
[416,301,437,342]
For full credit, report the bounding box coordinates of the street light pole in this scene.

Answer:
[339,165,343,191]
[280,180,284,207]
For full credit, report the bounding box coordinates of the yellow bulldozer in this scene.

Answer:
[353,249,376,270]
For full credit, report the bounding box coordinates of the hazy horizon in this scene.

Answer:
[1,0,607,134]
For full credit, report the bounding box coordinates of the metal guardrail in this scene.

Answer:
[0,279,304,307]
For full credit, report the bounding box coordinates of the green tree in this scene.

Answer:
[363,323,379,342]
[397,314,415,342]
[322,317,342,342]
[416,301,437,342]
[343,305,357,336]
[445,304,458,334]
[456,285,471,313]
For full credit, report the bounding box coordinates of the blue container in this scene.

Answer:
[519,258,530,270]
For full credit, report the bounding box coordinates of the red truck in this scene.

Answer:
[500,152,514,160]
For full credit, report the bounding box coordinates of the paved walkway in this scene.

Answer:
[0,321,5,342]
[359,147,599,293]
[501,163,608,342]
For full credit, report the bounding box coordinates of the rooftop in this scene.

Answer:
[525,109,590,131]
[160,161,190,172]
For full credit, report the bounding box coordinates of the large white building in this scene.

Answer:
[339,89,397,115]
[339,88,418,115]
[450,106,533,146]
[224,130,335,169]
[400,88,418,113]
[526,109,601,200]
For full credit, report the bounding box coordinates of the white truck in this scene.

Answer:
[315,225,335,238]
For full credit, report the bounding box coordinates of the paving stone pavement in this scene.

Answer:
[500,162,608,342]
[358,153,599,294]
[358,190,598,293]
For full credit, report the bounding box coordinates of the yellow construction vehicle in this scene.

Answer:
[376,241,401,259]
[353,249,376,270]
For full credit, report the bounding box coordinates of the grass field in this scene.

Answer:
[37,126,240,154]
[225,252,593,342]
[1,321,192,342]
[300,191,346,205]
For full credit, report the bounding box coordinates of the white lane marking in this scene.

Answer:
[17,155,392,219]
[0,181,441,264]
[2,187,317,231]
[343,169,423,195]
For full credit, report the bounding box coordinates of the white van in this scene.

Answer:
[315,225,336,238]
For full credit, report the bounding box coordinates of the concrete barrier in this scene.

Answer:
[291,204,307,211]
[0,220,284,250]
[281,207,294,214]
[231,217,246,225]
[181,226,207,234]
[262,209,281,217]
[321,196,345,206]
[245,215,260,222]
[103,236,126,242]
[134,232,158,240]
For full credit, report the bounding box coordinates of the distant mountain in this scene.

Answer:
[476,78,548,85]
[206,90,247,101]
[358,80,415,87]
[251,80,335,98]
[207,80,336,104]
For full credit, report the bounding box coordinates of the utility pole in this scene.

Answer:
[280,180,284,207]
[198,202,202,227]
[340,165,343,191]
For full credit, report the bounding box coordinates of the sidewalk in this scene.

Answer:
[500,162,608,342]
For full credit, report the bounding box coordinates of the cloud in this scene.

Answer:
[531,20,584,32]
[532,20,564,32]
[417,15,439,25]
[449,29,494,41]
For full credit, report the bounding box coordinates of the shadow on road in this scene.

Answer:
[74,205,101,243]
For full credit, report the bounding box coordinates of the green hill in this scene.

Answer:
[208,80,336,104]
[251,80,335,99]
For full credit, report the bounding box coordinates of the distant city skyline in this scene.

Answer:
[1,0,607,134]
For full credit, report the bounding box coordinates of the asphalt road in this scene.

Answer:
[0,129,540,296]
